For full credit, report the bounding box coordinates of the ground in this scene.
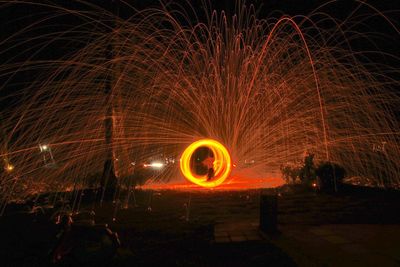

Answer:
[0,185,399,266]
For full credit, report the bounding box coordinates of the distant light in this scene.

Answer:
[144,162,164,169]
[39,144,49,152]
[5,164,14,172]
[151,162,164,168]
[312,183,317,188]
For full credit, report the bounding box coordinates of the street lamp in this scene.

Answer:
[5,163,14,172]
[39,143,56,167]
[39,144,49,152]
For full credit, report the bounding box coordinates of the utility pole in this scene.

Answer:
[100,1,119,200]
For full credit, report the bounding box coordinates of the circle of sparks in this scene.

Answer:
[180,139,232,188]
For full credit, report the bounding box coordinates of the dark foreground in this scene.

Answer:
[1,185,400,266]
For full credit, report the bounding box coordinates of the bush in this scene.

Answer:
[280,165,301,184]
[280,153,316,186]
[316,162,346,192]
[299,153,316,186]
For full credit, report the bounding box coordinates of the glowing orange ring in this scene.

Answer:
[180,139,232,188]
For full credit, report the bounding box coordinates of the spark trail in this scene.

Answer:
[0,1,399,205]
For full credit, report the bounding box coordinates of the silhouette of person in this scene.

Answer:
[202,152,215,181]
[207,167,215,181]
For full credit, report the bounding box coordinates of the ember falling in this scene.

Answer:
[0,1,399,204]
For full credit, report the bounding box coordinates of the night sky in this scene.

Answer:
[0,0,399,103]
[1,1,399,53]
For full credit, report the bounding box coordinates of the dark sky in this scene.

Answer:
[1,0,399,59]
[0,0,399,96]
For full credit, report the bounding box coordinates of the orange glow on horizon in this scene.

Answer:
[180,139,232,188]
[140,176,285,191]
